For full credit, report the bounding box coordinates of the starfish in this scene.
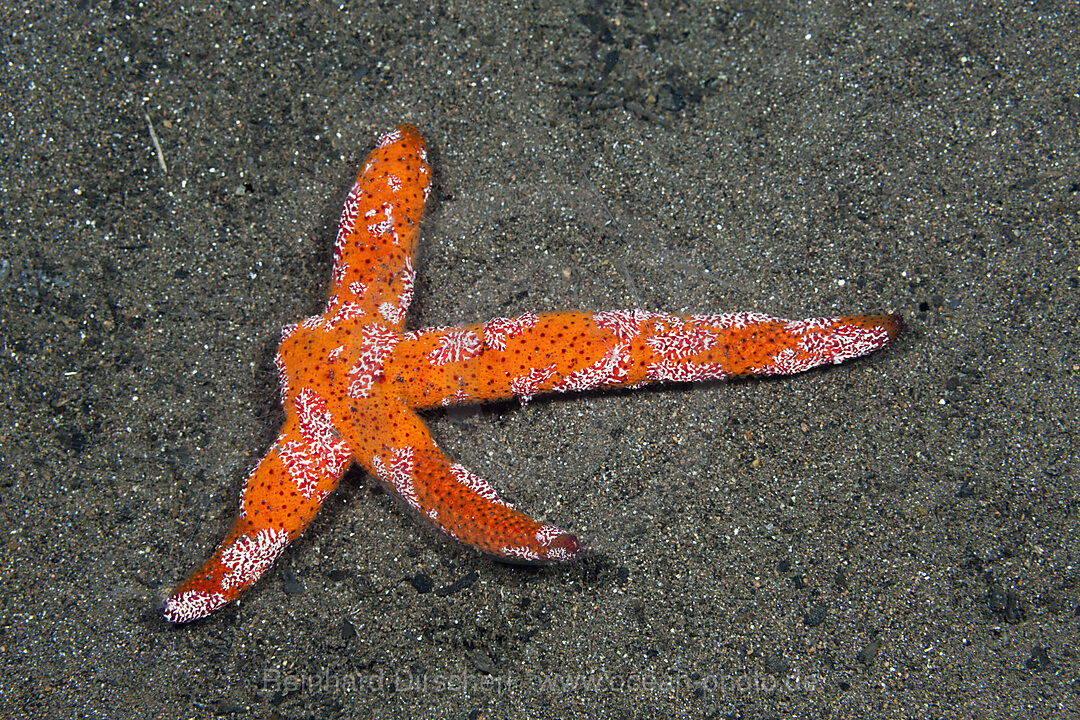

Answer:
[162,125,903,623]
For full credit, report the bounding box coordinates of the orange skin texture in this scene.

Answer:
[162,125,902,623]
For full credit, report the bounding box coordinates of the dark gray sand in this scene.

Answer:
[2,1,1077,716]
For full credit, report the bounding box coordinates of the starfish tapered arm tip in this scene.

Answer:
[887,312,905,340]
[494,527,580,565]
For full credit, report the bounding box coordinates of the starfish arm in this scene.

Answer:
[386,311,903,408]
[340,401,579,563]
[327,124,430,329]
[162,415,350,623]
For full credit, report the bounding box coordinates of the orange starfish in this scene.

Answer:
[162,125,903,623]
